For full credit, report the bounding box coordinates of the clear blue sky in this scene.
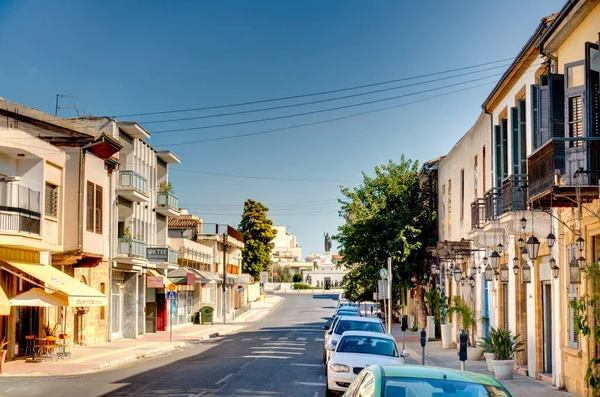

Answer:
[0,0,565,256]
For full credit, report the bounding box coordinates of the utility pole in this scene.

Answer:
[387,257,392,334]
[222,232,228,324]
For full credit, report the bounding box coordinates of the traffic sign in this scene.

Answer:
[273,271,278,277]
[260,271,269,282]
[167,283,176,292]
[167,291,177,300]
[378,268,389,279]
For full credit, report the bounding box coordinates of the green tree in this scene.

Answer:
[293,273,303,283]
[335,157,436,328]
[272,264,293,283]
[238,199,277,279]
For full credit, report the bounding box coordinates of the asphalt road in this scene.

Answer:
[0,293,337,397]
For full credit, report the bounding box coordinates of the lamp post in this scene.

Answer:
[512,257,519,275]
[490,251,500,270]
[569,258,581,284]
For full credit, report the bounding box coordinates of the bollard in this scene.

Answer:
[420,328,427,366]
[401,315,408,351]
[459,331,468,371]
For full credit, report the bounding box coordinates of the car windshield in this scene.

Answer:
[336,311,359,317]
[383,377,511,397]
[337,335,398,357]
[334,320,384,335]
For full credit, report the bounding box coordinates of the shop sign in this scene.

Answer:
[186,272,196,285]
[147,247,169,262]
[147,276,164,288]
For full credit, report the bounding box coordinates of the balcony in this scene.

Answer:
[502,175,527,213]
[0,182,41,235]
[528,139,600,207]
[156,191,180,217]
[470,198,485,230]
[484,188,502,222]
[116,170,148,202]
[118,238,147,258]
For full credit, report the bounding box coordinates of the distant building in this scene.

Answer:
[270,226,311,274]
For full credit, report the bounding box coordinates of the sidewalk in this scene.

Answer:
[391,327,576,397]
[2,295,284,377]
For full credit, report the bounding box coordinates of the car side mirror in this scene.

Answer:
[323,325,330,331]
[325,343,335,351]
[401,350,410,358]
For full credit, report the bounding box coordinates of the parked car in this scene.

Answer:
[323,312,362,362]
[326,332,409,396]
[324,316,385,363]
[341,365,513,397]
[333,307,360,319]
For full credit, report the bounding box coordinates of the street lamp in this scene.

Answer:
[477,265,482,274]
[482,256,488,266]
[497,243,504,254]
[500,264,509,283]
[490,251,501,270]
[521,263,531,283]
[468,276,475,288]
[576,236,585,253]
[460,276,466,286]
[453,267,463,283]
[526,236,541,261]
[550,257,559,279]
[578,255,586,268]
[485,265,493,282]
[520,217,527,230]
[570,258,581,284]
[517,237,526,250]
[521,248,529,262]
[546,233,556,248]
[512,257,519,275]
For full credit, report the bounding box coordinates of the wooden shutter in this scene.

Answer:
[86,181,94,232]
[44,183,58,217]
[501,119,509,179]
[585,42,600,138]
[519,100,527,174]
[531,84,540,150]
[494,125,502,188]
[95,185,103,234]
[568,283,579,348]
[511,107,519,175]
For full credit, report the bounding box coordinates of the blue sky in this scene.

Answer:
[0,0,565,256]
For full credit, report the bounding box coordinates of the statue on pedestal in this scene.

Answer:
[324,232,332,253]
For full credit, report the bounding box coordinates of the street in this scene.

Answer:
[0,294,334,397]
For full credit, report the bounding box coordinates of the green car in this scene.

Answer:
[340,365,513,397]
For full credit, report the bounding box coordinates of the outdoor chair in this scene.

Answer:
[24,335,36,359]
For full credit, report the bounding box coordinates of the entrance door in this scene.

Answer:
[111,282,123,339]
[542,282,553,374]
[483,276,489,337]
[156,294,166,331]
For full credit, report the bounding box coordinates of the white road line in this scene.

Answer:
[315,338,324,341]
[241,361,253,369]
[222,339,234,342]
[260,337,271,340]
[241,338,253,341]
[296,337,307,341]
[215,373,234,385]
[296,381,326,387]
[291,363,321,367]
[242,355,290,359]
[251,350,303,355]
[314,392,319,397]
[252,346,305,350]
[278,337,289,340]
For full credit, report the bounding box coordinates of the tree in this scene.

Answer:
[335,157,436,328]
[238,199,277,279]
[272,264,293,282]
[293,273,303,283]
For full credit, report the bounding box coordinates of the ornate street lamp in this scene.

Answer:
[468,276,476,288]
[453,267,463,283]
[578,255,586,268]
[521,247,529,262]
[520,217,527,230]
[526,236,541,261]
[517,237,525,250]
[550,257,559,279]
[471,263,477,274]
[512,257,519,275]
[482,256,488,266]
[497,243,504,254]
[521,263,531,283]
[490,251,501,270]
[500,264,509,283]
[576,236,585,253]
[460,276,466,286]
[546,233,556,249]
[570,258,581,284]
[485,265,493,282]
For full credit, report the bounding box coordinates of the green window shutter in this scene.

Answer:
[511,107,519,175]
[501,119,509,179]
[494,125,502,188]
[531,84,540,150]
[549,74,565,139]
[519,99,527,174]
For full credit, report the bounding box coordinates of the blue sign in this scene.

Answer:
[167,291,177,300]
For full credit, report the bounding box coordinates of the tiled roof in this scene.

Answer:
[168,217,201,229]
[332,254,344,259]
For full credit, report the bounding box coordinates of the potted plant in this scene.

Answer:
[0,337,8,374]
[479,332,495,371]
[482,327,525,379]
[424,288,441,339]
[446,296,482,360]
[42,323,59,337]
[158,181,173,193]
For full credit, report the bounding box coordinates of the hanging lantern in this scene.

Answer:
[512,257,519,275]
[521,263,531,283]
[469,276,476,288]
[570,258,581,284]
[482,256,488,266]
[490,251,501,270]
[521,247,529,262]
[460,276,466,286]
[520,217,527,230]
[485,265,493,282]
[550,257,559,279]
[477,265,482,274]
[517,237,525,249]
[497,243,504,254]
[453,267,463,283]
[578,255,586,268]
[526,236,541,261]
[546,233,556,248]
[576,236,585,253]
[500,264,509,283]
[471,264,477,274]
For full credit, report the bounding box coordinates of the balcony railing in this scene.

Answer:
[502,175,528,213]
[0,182,41,235]
[118,238,147,258]
[470,198,485,229]
[118,170,148,195]
[168,248,178,264]
[528,139,566,199]
[157,191,178,209]
[484,188,502,222]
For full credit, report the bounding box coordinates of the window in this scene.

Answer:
[531,84,540,150]
[460,169,464,220]
[86,181,103,234]
[86,181,94,231]
[95,185,103,234]
[537,74,565,149]
[45,183,58,218]
[511,100,527,175]
[482,146,486,192]
[474,156,478,198]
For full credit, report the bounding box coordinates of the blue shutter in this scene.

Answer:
[519,100,527,174]
[531,84,540,150]
[511,107,519,175]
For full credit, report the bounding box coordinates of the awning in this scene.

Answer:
[147,269,162,277]
[205,271,223,283]
[10,287,69,307]
[0,286,9,315]
[167,267,196,285]
[6,262,107,306]
[188,268,213,284]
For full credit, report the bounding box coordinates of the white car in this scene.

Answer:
[325,331,409,396]
[325,316,385,363]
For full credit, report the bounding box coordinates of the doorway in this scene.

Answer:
[111,281,123,339]
[542,282,553,375]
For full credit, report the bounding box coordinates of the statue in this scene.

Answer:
[324,232,332,253]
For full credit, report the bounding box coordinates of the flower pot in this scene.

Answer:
[467,346,483,361]
[483,352,494,371]
[0,350,7,375]
[441,323,452,349]
[427,316,435,339]
[491,359,515,379]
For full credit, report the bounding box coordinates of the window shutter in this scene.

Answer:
[86,181,94,232]
[44,183,58,218]
[539,76,550,145]
[519,100,527,174]
[585,42,599,138]
[531,84,540,150]
[549,74,566,139]
[501,118,509,178]
[494,125,502,188]
[511,107,519,175]
[95,185,103,234]
[568,283,579,348]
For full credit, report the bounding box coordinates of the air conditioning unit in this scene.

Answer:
[1,176,21,182]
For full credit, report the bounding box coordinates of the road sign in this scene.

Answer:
[260,271,269,282]
[378,268,389,280]
[167,291,177,300]
[167,283,176,292]
[273,271,278,277]
[377,279,388,299]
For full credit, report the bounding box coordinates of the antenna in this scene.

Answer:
[55,93,80,116]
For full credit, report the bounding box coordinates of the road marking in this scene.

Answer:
[251,350,303,355]
[215,373,234,385]
[296,337,307,341]
[296,381,326,387]
[315,338,324,342]
[314,392,319,397]
[291,363,321,367]
[278,337,289,340]
[242,355,290,359]
[252,346,305,350]
[223,339,234,342]
[241,361,253,369]
[260,337,271,340]
[241,338,253,341]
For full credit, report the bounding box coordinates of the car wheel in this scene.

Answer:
[325,387,336,397]
[322,349,326,364]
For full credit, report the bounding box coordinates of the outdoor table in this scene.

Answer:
[33,338,52,361]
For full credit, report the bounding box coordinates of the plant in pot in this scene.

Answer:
[481,327,525,379]
[0,337,8,374]
[446,296,482,360]
[479,332,495,371]
[439,294,452,349]
[424,288,441,339]
[43,323,59,337]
